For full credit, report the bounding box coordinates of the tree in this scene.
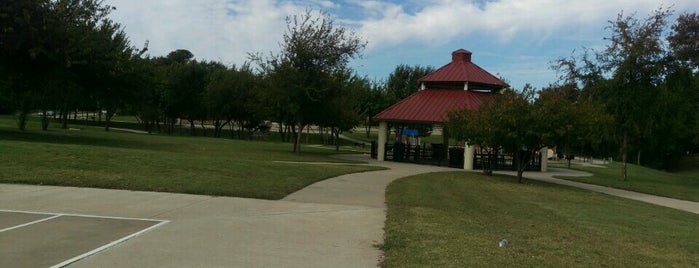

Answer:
[0,0,133,130]
[668,13,699,69]
[450,85,546,183]
[204,64,260,138]
[557,8,699,177]
[158,50,211,135]
[535,83,612,168]
[385,64,435,104]
[357,80,389,138]
[251,10,366,153]
[320,71,368,150]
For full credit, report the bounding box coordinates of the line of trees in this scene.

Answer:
[450,8,699,180]
[1,2,433,152]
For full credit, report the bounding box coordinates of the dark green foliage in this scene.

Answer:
[555,8,699,174]
[385,64,435,104]
[0,0,137,130]
[668,13,699,69]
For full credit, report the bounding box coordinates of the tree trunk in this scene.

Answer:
[333,127,341,151]
[517,167,525,183]
[105,110,114,132]
[365,117,371,138]
[515,150,529,183]
[294,123,305,153]
[61,106,68,129]
[17,110,28,130]
[278,122,286,142]
[238,121,244,139]
[622,132,628,181]
[228,120,235,139]
[41,109,49,131]
[213,120,221,137]
[485,148,495,176]
[190,120,197,137]
[637,149,641,166]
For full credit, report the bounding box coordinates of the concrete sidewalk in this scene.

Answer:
[495,168,699,214]
[3,155,696,267]
[0,154,450,268]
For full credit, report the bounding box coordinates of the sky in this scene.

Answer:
[105,0,697,90]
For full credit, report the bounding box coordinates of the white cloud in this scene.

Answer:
[104,0,695,85]
[106,0,305,65]
[350,0,694,50]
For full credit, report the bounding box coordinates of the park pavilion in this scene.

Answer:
[372,49,547,171]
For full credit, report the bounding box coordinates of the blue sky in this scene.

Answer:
[106,0,697,90]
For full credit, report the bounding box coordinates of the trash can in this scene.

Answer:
[449,147,464,168]
[393,142,405,162]
[370,141,377,159]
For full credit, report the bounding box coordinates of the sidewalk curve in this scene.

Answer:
[495,168,699,214]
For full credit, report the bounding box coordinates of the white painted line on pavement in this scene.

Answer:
[49,219,170,268]
[0,208,170,268]
[0,214,61,233]
[0,209,165,222]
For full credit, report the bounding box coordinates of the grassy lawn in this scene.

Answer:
[383,171,699,267]
[549,160,699,202]
[0,116,383,199]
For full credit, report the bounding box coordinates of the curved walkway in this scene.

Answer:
[495,168,699,214]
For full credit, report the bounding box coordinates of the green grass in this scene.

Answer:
[549,160,699,202]
[0,116,383,199]
[383,171,699,267]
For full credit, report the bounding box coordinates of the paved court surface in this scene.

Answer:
[0,210,165,267]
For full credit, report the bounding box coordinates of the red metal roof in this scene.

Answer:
[372,90,494,123]
[418,49,507,87]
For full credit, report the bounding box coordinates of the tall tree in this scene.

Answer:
[252,10,366,153]
[0,0,132,130]
[158,50,210,135]
[558,8,678,178]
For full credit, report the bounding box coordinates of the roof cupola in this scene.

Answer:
[452,49,472,62]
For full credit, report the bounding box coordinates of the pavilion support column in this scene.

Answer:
[377,121,388,161]
[463,143,475,171]
[540,147,548,172]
